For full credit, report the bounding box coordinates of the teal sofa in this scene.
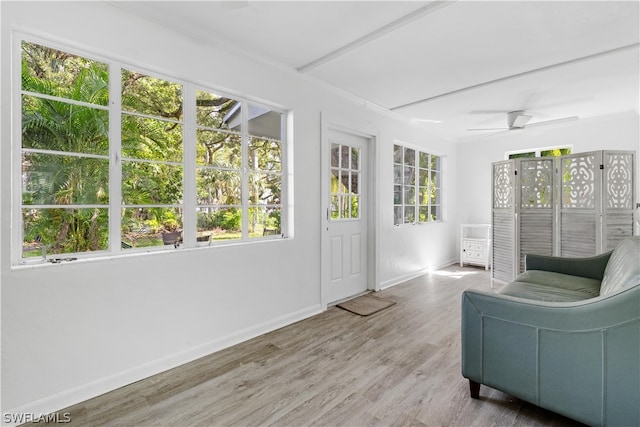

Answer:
[461,236,640,426]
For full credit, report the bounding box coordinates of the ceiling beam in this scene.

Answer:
[296,1,455,74]
[391,42,640,111]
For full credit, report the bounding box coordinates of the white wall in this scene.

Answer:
[456,111,640,226]
[0,1,458,415]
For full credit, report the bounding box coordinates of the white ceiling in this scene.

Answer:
[112,1,640,141]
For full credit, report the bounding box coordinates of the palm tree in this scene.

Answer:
[22,42,110,254]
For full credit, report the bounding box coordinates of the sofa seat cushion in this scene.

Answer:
[498,270,601,302]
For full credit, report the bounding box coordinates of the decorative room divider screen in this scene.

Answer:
[492,150,636,283]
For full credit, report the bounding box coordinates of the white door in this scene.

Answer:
[324,129,369,304]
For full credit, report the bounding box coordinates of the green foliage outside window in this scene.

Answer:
[20,40,284,259]
[393,144,441,225]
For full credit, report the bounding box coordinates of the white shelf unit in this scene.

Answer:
[460,224,492,271]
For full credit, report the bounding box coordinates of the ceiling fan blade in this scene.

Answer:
[526,116,579,128]
[466,128,509,131]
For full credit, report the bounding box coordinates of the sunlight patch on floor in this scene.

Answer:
[431,269,480,279]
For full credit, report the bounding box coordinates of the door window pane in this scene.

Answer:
[330,143,361,220]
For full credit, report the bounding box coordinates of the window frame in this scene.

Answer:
[393,142,443,226]
[13,34,289,266]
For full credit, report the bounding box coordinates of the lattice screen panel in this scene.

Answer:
[492,161,516,282]
[559,152,600,257]
[491,150,635,283]
[518,158,555,273]
[603,152,635,251]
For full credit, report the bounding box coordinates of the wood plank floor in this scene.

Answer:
[24,265,585,426]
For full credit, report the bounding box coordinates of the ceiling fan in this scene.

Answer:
[466,110,579,132]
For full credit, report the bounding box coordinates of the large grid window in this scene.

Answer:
[393,144,441,225]
[16,38,286,264]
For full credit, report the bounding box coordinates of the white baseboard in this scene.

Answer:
[379,259,457,290]
[2,304,323,427]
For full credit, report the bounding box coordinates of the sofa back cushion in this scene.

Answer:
[599,236,640,295]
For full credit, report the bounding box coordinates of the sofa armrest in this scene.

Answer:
[524,251,612,280]
[461,286,640,426]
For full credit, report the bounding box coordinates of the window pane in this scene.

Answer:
[431,154,440,170]
[22,95,109,155]
[430,171,439,187]
[122,161,183,205]
[340,195,349,218]
[331,195,340,219]
[121,207,183,249]
[340,170,350,193]
[541,148,572,157]
[330,169,339,195]
[431,205,441,221]
[393,145,403,164]
[418,169,430,187]
[196,90,239,131]
[122,115,183,162]
[418,187,429,206]
[197,130,241,168]
[22,152,109,205]
[394,185,402,205]
[197,169,241,205]
[23,207,109,257]
[350,196,359,219]
[20,42,112,260]
[404,166,415,185]
[248,206,281,238]
[248,172,281,205]
[431,188,441,204]
[394,206,403,225]
[394,165,403,184]
[404,207,415,223]
[22,41,109,106]
[350,172,359,194]
[249,138,281,172]
[419,206,429,223]
[404,148,415,166]
[196,207,241,242]
[404,186,415,205]
[341,145,349,169]
[122,70,182,119]
[419,152,430,168]
[509,152,535,159]
[331,144,340,168]
[351,147,360,170]
[248,104,281,140]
